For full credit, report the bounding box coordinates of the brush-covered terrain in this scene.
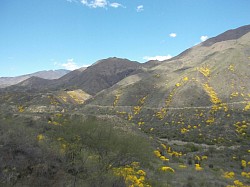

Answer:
[0,25,250,187]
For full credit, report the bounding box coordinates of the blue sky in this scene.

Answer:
[0,0,250,77]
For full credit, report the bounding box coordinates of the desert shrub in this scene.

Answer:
[185,143,199,152]
[48,115,155,186]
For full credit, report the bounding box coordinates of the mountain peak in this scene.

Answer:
[92,57,136,67]
[202,24,250,47]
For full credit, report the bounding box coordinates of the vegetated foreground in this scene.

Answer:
[0,105,249,187]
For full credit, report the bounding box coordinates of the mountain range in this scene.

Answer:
[0,69,70,88]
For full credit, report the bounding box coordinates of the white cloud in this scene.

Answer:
[143,55,172,61]
[53,59,90,70]
[62,59,80,70]
[80,0,124,8]
[200,35,208,42]
[91,0,107,8]
[81,0,88,5]
[169,33,177,38]
[109,2,124,8]
[80,0,107,8]
[136,5,144,12]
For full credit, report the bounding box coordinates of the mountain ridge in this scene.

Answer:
[0,69,70,88]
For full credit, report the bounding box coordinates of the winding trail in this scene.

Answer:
[159,138,241,151]
[85,101,248,111]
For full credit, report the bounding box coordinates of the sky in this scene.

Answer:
[0,0,250,77]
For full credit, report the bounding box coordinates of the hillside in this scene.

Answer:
[89,25,250,108]
[55,57,142,95]
[84,25,250,141]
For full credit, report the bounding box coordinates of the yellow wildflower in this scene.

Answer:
[223,171,235,179]
[179,164,187,168]
[160,156,169,161]
[161,166,175,172]
[195,164,203,171]
[198,66,210,77]
[175,83,181,87]
[37,134,45,141]
[154,150,161,157]
[241,160,247,168]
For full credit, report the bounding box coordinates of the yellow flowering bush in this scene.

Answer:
[241,172,250,179]
[138,96,147,105]
[231,92,239,97]
[228,64,234,72]
[198,66,210,77]
[227,180,245,187]
[244,102,250,111]
[160,156,169,161]
[175,83,181,87]
[113,162,151,187]
[138,121,145,126]
[48,120,61,126]
[128,114,133,121]
[223,171,235,179]
[113,94,120,106]
[195,164,203,171]
[206,117,215,124]
[183,77,189,81]
[37,134,45,141]
[156,108,167,120]
[181,128,189,134]
[202,83,221,104]
[161,144,167,150]
[234,121,248,136]
[179,164,187,168]
[133,106,142,115]
[18,105,25,113]
[154,150,161,157]
[241,160,247,168]
[161,166,175,173]
[201,155,208,160]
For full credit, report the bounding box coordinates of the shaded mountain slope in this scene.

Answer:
[55,57,142,95]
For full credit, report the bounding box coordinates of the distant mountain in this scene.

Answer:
[0,69,70,88]
[55,57,142,95]
[10,57,142,95]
